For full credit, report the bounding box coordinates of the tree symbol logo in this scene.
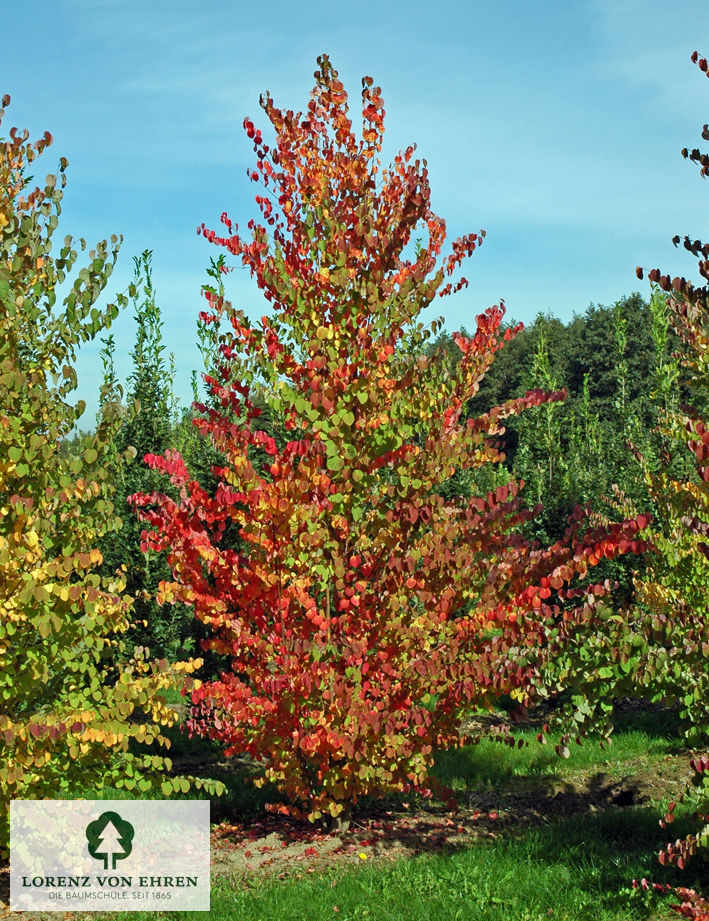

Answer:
[85,811,134,870]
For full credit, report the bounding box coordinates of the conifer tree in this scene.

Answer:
[99,252,194,658]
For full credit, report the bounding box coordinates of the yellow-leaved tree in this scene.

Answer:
[0,94,221,851]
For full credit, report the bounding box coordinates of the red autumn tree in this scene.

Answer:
[132,55,646,825]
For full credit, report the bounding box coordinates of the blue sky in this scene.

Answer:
[5,0,709,424]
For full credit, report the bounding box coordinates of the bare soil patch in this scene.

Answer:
[208,753,693,884]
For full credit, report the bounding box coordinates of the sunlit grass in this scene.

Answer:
[104,807,704,921]
[433,706,682,795]
[87,703,707,921]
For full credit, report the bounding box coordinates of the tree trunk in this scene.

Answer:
[323,803,352,835]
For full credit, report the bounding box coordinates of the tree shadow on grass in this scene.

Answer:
[502,806,709,916]
[611,699,683,741]
[434,700,689,799]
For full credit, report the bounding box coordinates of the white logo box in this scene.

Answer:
[10,800,210,911]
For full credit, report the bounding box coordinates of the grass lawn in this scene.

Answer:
[4,702,706,921]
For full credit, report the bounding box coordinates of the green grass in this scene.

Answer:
[433,708,682,796]
[207,811,698,921]
[82,702,707,921]
[100,808,704,921]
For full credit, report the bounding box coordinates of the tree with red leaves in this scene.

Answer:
[132,55,646,826]
[629,48,709,920]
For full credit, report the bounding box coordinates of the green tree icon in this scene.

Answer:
[86,811,134,870]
